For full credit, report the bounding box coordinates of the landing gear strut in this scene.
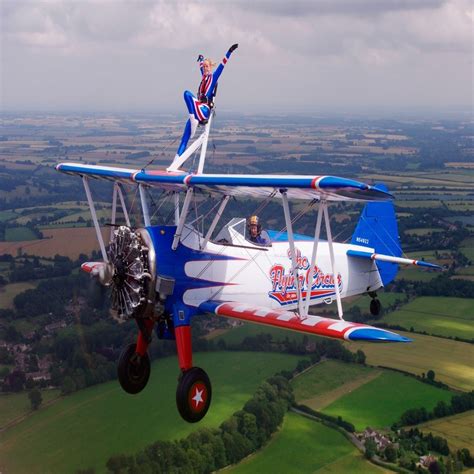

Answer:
[176,367,212,423]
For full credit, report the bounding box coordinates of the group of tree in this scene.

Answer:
[106,375,294,474]
[394,391,474,427]
[396,428,474,472]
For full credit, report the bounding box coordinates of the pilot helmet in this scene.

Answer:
[247,215,261,235]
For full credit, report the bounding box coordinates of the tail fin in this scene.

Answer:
[351,183,401,286]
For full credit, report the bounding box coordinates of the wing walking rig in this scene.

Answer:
[56,105,441,423]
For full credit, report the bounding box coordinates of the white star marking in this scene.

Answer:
[192,387,204,408]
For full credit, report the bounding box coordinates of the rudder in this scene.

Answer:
[351,183,401,285]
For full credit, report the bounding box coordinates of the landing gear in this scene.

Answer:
[176,367,212,423]
[370,298,382,317]
[117,343,151,394]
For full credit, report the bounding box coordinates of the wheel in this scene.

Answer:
[117,343,150,394]
[176,367,212,423]
[370,298,382,316]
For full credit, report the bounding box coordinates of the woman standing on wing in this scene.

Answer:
[176,43,238,157]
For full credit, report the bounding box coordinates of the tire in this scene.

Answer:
[370,298,382,316]
[176,367,212,423]
[117,343,150,394]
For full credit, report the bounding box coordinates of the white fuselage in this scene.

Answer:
[178,224,383,311]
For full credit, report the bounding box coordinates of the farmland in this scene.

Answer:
[346,332,474,392]
[380,296,474,339]
[0,352,302,474]
[0,227,108,259]
[292,360,380,410]
[227,411,387,473]
[322,371,453,431]
[417,410,474,452]
[0,389,60,427]
[1,113,473,472]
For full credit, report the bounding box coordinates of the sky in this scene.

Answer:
[1,0,473,115]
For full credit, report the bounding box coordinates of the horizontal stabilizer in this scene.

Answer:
[200,301,410,343]
[347,250,442,270]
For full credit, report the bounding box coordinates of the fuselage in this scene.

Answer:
[146,220,383,317]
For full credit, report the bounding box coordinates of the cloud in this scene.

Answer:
[1,0,471,111]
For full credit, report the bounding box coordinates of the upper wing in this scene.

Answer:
[56,162,392,202]
[200,300,410,343]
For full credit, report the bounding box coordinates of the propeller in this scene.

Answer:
[107,226,152,319]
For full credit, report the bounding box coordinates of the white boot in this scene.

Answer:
[189,114,198,139]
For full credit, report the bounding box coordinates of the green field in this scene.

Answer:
[348,332,474,392]
[417,410,474,452]
[227,411,386,473]
[380,296,474,339]
[325,292,406,316]
[0,389,61,427]
[0,352,302,474]
[4,226,38,242]
[292,360,378,410]
[216,321,312,345]
[405,227,444,236]
[322,371,453,431]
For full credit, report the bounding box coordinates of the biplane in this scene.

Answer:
[56,110,440,423]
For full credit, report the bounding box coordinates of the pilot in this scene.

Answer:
[176,44,239,157]
[247,215,269,245]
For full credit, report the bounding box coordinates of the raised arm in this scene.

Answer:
[211,43,238,84]
[197,54,205,75]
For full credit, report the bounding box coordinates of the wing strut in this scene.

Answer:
[280,190,304,318]
[82,176,108,263]
[303,201,324,316]
[323,202,344,320]
[110,183,131,240]
[201,195,230,249]
[139,184,151,227]
[172,188,194,250]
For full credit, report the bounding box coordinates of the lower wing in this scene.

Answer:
[200,300,410,343]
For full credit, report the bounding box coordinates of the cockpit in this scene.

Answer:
[213,218,271,248]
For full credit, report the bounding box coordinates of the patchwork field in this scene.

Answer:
[0,351,302,474]
[417,410,474,452]
[0,227,108,259]
[380,296,474,339]
[322,371,453,431]
[227,411,388,473]
[347,332,474,392]
[292,360,381,410]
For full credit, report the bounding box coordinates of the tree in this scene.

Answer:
[364,438,377,459]
[28,389,42,410]
[427,369,436,381]
[355,349,366,365]
[384,445,397,463]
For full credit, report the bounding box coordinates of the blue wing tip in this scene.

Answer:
[349,328,411,343]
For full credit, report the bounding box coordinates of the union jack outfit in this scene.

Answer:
[176,49,234,157]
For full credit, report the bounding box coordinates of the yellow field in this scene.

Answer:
[346,332,474,392]
[0,227,108,259]
[0,282,39,309]
[417,411,474,452]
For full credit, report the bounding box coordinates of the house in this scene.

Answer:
[359,428,393,451]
